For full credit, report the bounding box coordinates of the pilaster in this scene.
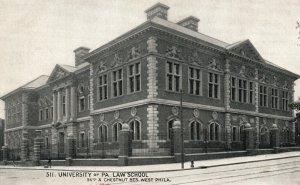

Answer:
[224,59,230,111]
[225,113,231,150]
[146,105,159,152]
[147,37,158,99]
[254,68,259,112]
[22,93,29,126]
[89,63,94,153]
[255,117,260,148]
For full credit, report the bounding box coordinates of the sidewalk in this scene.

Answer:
[0,151,300,172]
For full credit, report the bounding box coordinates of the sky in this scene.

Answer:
[0,0,300,119]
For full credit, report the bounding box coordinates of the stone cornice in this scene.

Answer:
[91,98,294,121]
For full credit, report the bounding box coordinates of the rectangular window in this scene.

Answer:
[112,69,123,97]
[189,67,202,95]
[45,137,49,149]
[208,72,219,98]
[128,62,141,93]
[87,95,91,110]
[80,132,85,147]
[231,77,236,101]
[249,82,254,104]
[166,61,181,92]
[232,126,238,142]
[271,88,279,109]
[39,110,43,121]
[50,106,53,119]
[62,95,66,116]
[282,91,289,111]
[259,85,268,107]
[97,74,108,101]
[79,97,85,112]
[238,79,247,103]
[45,108,49,120]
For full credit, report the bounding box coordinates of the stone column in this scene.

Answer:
[52,91,57,122]
[20,130,29,161]
[118,123,132,166]
[57,89,62,121]
[70,86,77,121]
[172,120,184,162]
[66,87,70,121]
[33,130,43,165]
[244,123,254,154]
[270,124,280,152]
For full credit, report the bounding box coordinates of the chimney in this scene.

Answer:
[177,16,200,32]
[145,3,169,20]
[74,47,90,67]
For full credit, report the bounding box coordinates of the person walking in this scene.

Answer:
[48,157,52,168]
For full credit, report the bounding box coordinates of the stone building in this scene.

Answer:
[1,3,299,161]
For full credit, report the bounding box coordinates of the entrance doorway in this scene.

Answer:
[58,132,65,159]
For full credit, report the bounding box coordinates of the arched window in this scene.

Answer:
[281,128,289,144]
[209,122,220,141]
[113,122,122,142]
[260,127,269,146]
[190,121,201,140]
[168,119,175,139]
[129,120,141,140]
[98,125,108,142]
[239,125,245,141]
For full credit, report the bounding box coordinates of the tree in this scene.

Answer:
[289,97,300,112]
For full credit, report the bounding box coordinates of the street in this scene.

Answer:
[0,156,300,185]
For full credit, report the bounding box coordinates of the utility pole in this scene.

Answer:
[180,89,184,169]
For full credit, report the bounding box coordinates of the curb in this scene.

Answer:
[0,155,299,173]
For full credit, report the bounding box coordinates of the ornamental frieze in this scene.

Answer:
[125,46,141,62]
[165,46,183,60]
[208,58,221,71]
[188,50,202,66]
[111,53,123,68]
[96,61,108,74]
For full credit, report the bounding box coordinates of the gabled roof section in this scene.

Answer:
[226,39,265,63]
[47,64,72,83]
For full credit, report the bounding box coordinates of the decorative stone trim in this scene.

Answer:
[89,116,94,153]
[254,68,259,112]
[147,55,158,99]
[224,59,230,111]
[89,63,94,111]
[22,94,28,126]
[225,113,231,149]
[255,116,260,148]
[146,105,159,152]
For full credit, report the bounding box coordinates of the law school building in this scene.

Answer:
[1,3,300,166]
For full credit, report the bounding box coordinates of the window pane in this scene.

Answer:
[136,75,140,91]
[129,77,134,93]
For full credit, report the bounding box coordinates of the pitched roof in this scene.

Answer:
[22,75,49,89]
[150,17,229,48]
[0,75,49,99]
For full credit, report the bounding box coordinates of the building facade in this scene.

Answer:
[1,3,299,160]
